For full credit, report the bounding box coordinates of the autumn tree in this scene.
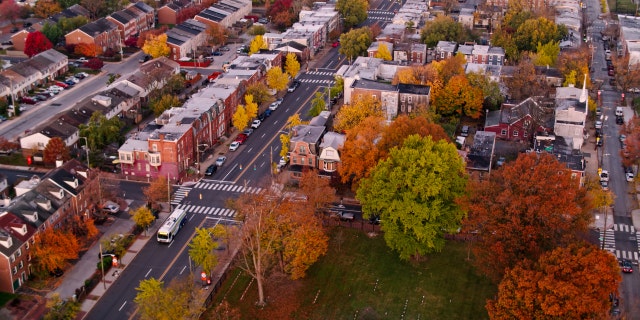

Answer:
[334,95,383,132]
[357,135,467,260]
[613,54,640,92]
[336,0,368,29]
[248,25,267,36]
[249,35,266,55]
[134,276,203,320]
[43,137,70,165]
[24,31,53,58]
[144,176,169,207]
[151,94,180,116]
[379,115,449,154]
[137,27,168,48]
[462,153,592,281]
[244,94,258,119]
[266,67,289,91]
[32,227,80,274]
[81,0,105,19]
[309,91,326,117]
[557,46,591,89]
[78,111,123,150]
[188,227,218,277]
[58,16,89,33]
[0,0,21,25]
[284,52,300,78]
[65,215,99,243]
[267,0,296,29]
[74,43,101,57]
[131,206,155,235]
[34,0,62,18]
[513,17,566,53]
[487,243,621,319]
[84,58,104,70]
[246,82,271,106]
[142,34,170,58]
[432,75,484,118]
[466,71,503,110]
[420,15,469,48]
[339,27,372,62]
[504,58,548,100]
[431,53,466,85]
[44,293,80,320]
[232,105,250,131]
[532,41,560,67]
[338,116,385,187]
[279,133,290,159]
[375,43,392,60]
[393,64,440,86]
[621,116,640,167]
[0,137,19,153]
[41,21,64,45]
[299,169,336,213]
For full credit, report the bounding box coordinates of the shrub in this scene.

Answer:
[84,58,103,70]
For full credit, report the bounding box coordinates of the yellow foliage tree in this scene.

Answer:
[142,34,170,58]
[375,43,392,61]
[285,53,300,78]
[244,94,258,119]
[280,134,290,158]
[286,113,303,130]
[266,68,289,91]
[130,206,156,236]
[334,95,384,132]
[34,0,62,19]
[249,35,266,55]
[232,105,250,131]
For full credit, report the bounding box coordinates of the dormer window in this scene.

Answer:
[24,212,38,222]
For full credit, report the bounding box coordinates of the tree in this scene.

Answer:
[246,83,271,106]
[0,0,22,25]
[336,0,368,29]
[375,43,392,60]
[462,153,592,281]
[621,116,640,167]
[58,16,89,33]
[142,34,170,58]
[504,58,547,100]
[487,243,621,319]
[43,137,70,164]
[393,64,440,86]
[24,31,53,58]
[74,43,101,57]
[81,0,105,19]
[131,206,155,236]
[357,135,467,260]
[78,112,123,150]
[150,94,180,116]
[309,91,326,117]
[32,227,80,274]
[248,25,266,36]
[232,105,250,131]
[338,116,385,187]
[188,227,218,277]
[244,94,258,119]
[284,52,300,78]
[299,169,336,213]
[513,17,565,53]
[466,71,503,111]
[378,115,449,155]
[334,94,383,132]
[134,278,165,320]
[420,15,468,48]
[33,0,62,18]
[137,27,168,48]
[430,53,466,85]
[532,41,560,67]
[143,176,169,206]
[432,75,484,118]
[279,133,290,159]
[249,35,266,55]
[339,27,372,62]
[266,67,289,91]
[44,293,80,320]
[65,214,99,242]
[41,21,64,45]
[84,58,104,70]
[612,54,640,93]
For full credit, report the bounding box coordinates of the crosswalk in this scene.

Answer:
[171,186,192,205]
[193,181,263,194]
[599,224,640,261]
[368,10,395,15]
[614,223,635,233]
[304,71,335,76]
[175,203,237,217]
[298,79,336,85]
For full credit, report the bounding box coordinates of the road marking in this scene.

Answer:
[144,269,152,278]
[180,265,187,275]
[118,301,127,312]
[261,133,266,138]
[247,147,253,153]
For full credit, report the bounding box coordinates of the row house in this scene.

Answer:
[339,56,406,105]
[367,41,393,59]
[392,43,427,65]
[350,79,431,121]
[533,135,586,186]
[11,27,38,52]
[166,19,208,61]
[157,0,197,25]
[465,131,496,177]
[106,2,155,42]
[435,41,506,65]
[289,23,326,54]
[377,24,406,44]
[484,97,555,142]
[0,50,67,102]
[318,131,345,174]
[554,84,589,150]
[65,18,120,53]
[298,3,340,38]
[275,41,310,63]
[289,125,326,174]
[280,29,317,58]
[194,0,252,29]
[228,52,283,72]
[617,15,640,68]
[0,212,36,293]
[112,57,180,102]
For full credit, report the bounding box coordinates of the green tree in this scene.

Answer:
[357,135,467,260]
[331,76,344,99]
[78,112,123,150]
[44,293,80,320]
[130,206,155,236]
[249,35,266,55]
[375,43,392,60]
[420,15,468,48]
[244,94,258,119]
[232,105,250,131]
[246,82,271,105]
[248,24,267,36]
[266,67,289,91]
[466,71,503,111]
[188,227,219,277]
[336,0,368,29]
[41,21,64,45]
[58,16,89,33]
[309,91,326,117]
[134,278,165,320]
[533,41,560,66]
[513,17,566,53]
[339,27,373,62]
[150,94,180,116]
[284,52,300,78]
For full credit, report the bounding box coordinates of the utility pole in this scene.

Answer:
[167,174,172,212]
[100,243,106,289]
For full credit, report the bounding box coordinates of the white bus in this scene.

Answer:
[157,209,187,243]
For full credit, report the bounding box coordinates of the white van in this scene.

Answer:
[616,106,624,117]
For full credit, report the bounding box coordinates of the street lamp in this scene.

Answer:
[6,75,16,116]
[79,136,90,168]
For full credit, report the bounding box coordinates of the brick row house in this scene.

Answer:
[157,0,197,25]
[0,160,97,293]
[165,19,208,61]
[0,50,68,104]
[194,0,252,29]
[65,18,120,53]
[106,2,155,42]
[484,97,556,142]
[434,41,506,65]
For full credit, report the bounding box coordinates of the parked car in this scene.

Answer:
[269,98,283,110]
[102,202,120,214]
[66,77,80,84]
[212,51,223,56]
[219,46,230,51]
[333,210,354,221]
[215,156,227,166]
[601,180,609,190]
[77,57,88,63]
[75,72,89,79]
[205,164,218,176]
[258,18,269,24]
[596,107,602,117]
[55,81,69,88]
[35,94,50,101]
[332,41,340,47]
[622,259,633,273]
[264,109,272,117]
[278,157,287,168]
[1,40,13,46]
[19,97,36,104]
[242,128,254,137]
[251,119,261,129]
[229,141,240,151]
[63,80,75,86]
[287,80,300,92]
[616,115,624,125]
[626,172,635,182]
[600,170,610,182]
[235,133,248,144]
[595,120,603,129]
[139,54,151,63]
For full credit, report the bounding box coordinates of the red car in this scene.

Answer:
[19,97,36,104]
[55,81,69,89]
[235,133,248,144]
[332,41,340,48]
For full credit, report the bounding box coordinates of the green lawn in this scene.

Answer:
[610,0,637,14]
[212,228,496,319]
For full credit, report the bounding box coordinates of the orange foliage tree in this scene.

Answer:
[74,43,101,57]
[144,176,169,206]
[462,153,592,281]
[43,137,70,164]
[487,243,621,319]
[621,115,640,167]
[298,169,336,213]
[338,116,385,186]
[66,215,99,245]
[432,75,484,118]
[377,115,449,155]
[32,227,80,273]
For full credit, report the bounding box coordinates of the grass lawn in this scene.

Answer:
[610,0,636,14]
[211,228,496,319]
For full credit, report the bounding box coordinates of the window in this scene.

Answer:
[500,129,507,136]
[524,132,528,137]
[25,242,29,250]
[292,157,297,164]
[309,157,313,165]
[401,95,405,102]
[408,96,412,103]
[10,255,14,263]
[372,95,377,100]
[18,261,23,269]
[12,267,16,275]
[299,146,306,154]
[513,130,519,137]
[16,249,21,257]
[301,157,306,164]
[152,144,157,152]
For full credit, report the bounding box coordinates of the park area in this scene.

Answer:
[208,228,496,319]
